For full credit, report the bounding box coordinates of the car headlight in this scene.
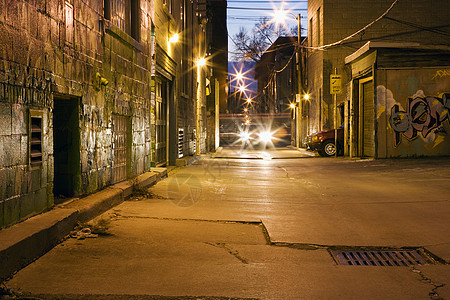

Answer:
[259,131,273,143]
[312,135,319,142]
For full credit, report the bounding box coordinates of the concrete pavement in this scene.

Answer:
[0,168,168,283]
[2,152,450,299]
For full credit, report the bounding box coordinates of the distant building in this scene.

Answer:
[206,0,228,151]
[305,0,450,157]
[255,36,299,114]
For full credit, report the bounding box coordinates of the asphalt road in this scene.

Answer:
[5,148,450,299]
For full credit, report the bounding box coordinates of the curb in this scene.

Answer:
[175,154,210,167]
[0,169,167,282]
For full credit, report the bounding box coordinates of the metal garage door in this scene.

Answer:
[361,79,375,157]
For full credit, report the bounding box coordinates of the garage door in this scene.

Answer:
[362,80,375,157]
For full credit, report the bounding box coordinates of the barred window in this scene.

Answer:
[111,0,127,32]
[30,111,43,167]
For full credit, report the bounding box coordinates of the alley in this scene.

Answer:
[4,154,450,299]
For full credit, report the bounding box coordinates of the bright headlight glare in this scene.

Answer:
[259,131,273,143]
[240,132,250,141]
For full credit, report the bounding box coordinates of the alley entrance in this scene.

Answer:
[53,96,80,202]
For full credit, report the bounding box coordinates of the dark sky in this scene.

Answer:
[227,0,308,60]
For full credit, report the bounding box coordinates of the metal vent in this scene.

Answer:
[178,128,184,158]
[331,249,430,266]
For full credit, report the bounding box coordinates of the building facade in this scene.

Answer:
[255,36,298,114]
[346,43,450,158]
[306,0,450,156]
[0,0,221,228]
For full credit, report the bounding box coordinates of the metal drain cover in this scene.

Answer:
[331,249,431,266]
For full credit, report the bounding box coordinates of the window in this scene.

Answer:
[30,112,43,167]
[65,2,73,44]
[316,8,321,46]
[309,18,313,47]
[104,0,140,40]
[163,0,173,14]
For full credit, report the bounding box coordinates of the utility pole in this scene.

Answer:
[296,13,302,149]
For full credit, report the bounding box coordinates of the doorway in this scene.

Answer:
[155,78,168,166]
[53,96,80,203]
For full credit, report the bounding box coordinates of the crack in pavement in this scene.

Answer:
[277,166,290,178]
[411,267,445,300]
[205,242,249,264]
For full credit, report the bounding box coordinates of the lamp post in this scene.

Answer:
[273,9,303,148]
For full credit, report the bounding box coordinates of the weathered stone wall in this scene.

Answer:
[0,0,153,228]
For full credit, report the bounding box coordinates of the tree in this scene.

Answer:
[232,17,296,62]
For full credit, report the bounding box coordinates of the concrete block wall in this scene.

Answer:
[306,0,450,134]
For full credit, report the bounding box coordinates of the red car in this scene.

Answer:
[305,128,344,157]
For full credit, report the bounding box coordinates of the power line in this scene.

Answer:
[228,6,307,11]
[308,0,400,50]
[228,1,307,2]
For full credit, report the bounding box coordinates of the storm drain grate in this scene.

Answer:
[331,249,431,266]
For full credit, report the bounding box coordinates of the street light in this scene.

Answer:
[272,8,303,149]
[197,57,207,67]
[169,33,179,43]
[235,72,243,82]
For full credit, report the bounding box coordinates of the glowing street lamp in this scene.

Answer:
[246,98,252,104]
[271,5,305,149]
[169,33,179,43]
[197,57,206,67]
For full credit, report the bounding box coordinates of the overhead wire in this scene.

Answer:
[306,0,400,50]
[228,7,307,11]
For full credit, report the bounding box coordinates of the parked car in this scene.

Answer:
[305,127,344,157]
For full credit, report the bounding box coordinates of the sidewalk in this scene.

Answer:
[0,168,167,282]
[212,146,316,159]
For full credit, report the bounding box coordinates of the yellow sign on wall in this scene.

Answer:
[330,75,342,94]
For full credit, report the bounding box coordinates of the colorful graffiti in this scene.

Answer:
[389,93,450,146]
